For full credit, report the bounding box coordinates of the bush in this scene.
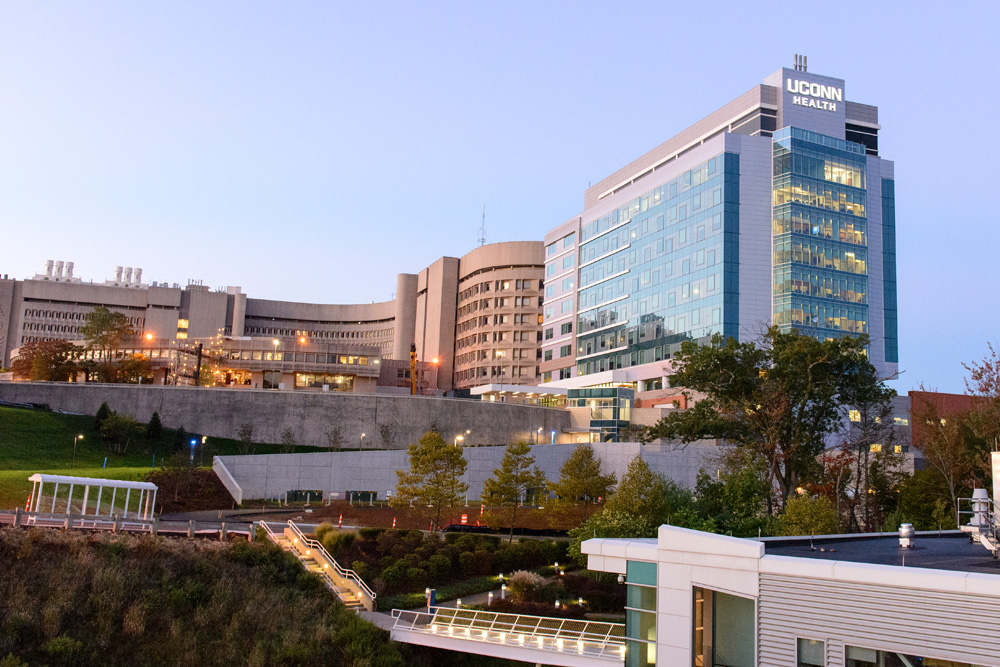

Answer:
[472,549,493,575]
[314,523,335,542]
[358,527,386,542]
[94,401,111,430]
[506,570,544,603]
[146,411,163,442]
[457,551,477,577]
[406,567,428,589]
[426,554,451,580]
[486,598,585,619]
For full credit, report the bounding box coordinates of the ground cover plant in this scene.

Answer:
[0,527,518,667]
[314,524,568,609]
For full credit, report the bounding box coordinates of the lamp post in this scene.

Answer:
[496,350,505,398]
[72,434,83,468]
[454,434,464,447]
[272,339,280,389]
[189,438,197,466]
[360,433,366,449]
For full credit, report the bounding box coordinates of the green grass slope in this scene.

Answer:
[0,528,516,667]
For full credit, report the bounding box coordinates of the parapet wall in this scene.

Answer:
[216,439,719,502]
[0,383,569,450]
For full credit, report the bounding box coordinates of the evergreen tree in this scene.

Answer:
[482,442,547,542]
[391,429,468,530]
[146,411,163,442]
[548,444,617,527]
[94,402,111,431]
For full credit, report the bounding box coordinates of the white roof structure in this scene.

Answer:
[27,473,157,490]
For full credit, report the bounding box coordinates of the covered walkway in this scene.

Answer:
[390,607,625,667]
[27,474,158,520]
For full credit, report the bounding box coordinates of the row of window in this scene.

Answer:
[773,206,866,246]
[545,233,576,256]
[244,325,392,340]
[455,330,540,351]
[773,268,868,304]
[456,296,541,318]
[540,368,573,382]
[799,640,975,667]
[773,238,868,276]
[773,177,867,217]
[543,322,574,340]
[458,279,537,303]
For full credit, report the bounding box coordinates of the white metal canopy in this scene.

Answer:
[26,474,158,519]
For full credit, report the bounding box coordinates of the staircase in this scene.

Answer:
[262,521,376,611]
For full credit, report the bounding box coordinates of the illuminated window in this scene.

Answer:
[848,410,860,422]
[175,332,188,340]
[893,417,909,426]
[177,319,189,329]
[870,443,882,453]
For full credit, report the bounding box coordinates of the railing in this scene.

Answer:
[212,456,243,505]
[284,521,377,605]
[0,508,252,538]
[261,521,344,597]
[391,607,625,661]
[958,495,999,554]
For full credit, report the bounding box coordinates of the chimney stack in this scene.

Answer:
[66,262,74,278]
[45,260,54,277]
[134,267,142,285]
[124,267,133,284]
[55,261,64,278]
[115,266,123,283]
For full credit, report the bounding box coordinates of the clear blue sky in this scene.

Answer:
[2,2,997,394]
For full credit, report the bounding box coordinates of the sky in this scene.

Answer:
[1,2,998,395]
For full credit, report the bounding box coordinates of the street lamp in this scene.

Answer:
[360,433,366,449]
[272,339,280,389]
[189,438,197,466]
[495,350,506,397]
[454,434,464,447]
[536,427,542,444]
[72,434,83,468]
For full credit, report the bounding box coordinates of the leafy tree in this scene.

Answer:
[912,401,981,514]
[482,442,547,542]
[11,339,77,381]
[963,342,1000,450]
[100,412,142,455]
[898,468,958,530]
[236,423,255,455]
[117,354,152,384]
[80,306,135,382]
[94,401,112,431]
[694,447,778,537]
[645,328,879,511]
[777,494,839,536]
[603,455,671,520]
[391,429,468,530]
[146,411,163,442]
[548,444,617,526]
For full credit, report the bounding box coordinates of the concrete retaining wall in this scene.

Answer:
[216,439,720,502]
[0,382,570,450]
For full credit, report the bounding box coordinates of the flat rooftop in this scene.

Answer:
[763,532,1000,575]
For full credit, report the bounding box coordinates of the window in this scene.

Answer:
[848,409,860,422]
[563,255,574,270]
[562,277,574,291]
[561,300,573,314]
[844,646,976,667]
[870,443,882,453]
[560,322,572,335]
[563,233,575,247]
[560,345,572,358]
[544,328,554,340]
[797,638,825,667]
[626,561,657,667]
[544,350,553,361]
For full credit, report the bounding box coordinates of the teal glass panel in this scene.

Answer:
[626,560,657,586]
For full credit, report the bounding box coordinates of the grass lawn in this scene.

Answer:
[0,405,321,512]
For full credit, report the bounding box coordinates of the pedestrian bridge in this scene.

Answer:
[390,607,625,667]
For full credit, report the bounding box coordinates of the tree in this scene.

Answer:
[280,428,296,454]
[548,444,617,526]
[964,342,1000,449]
[146,411,163,442]
[391,429,468,530]
[117,354,152,384]
[604,455,671,521]
[237,423,256,456]
[777,494,839,536]
[94,402,112,431]
[11,339,77,381]
[80,306,134,382]
[645,328,879,511]
[694,447,777,537]
[912,401,980,515]
[101,412,142,455]
[325,425,344,452]
[482,442,547,542]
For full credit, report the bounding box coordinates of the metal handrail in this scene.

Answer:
[391,607,626,660]
[958,496,999,546]
[285,521,377,601]
[261,521,343,596]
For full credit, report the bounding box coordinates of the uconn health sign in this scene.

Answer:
[786,79,843,112]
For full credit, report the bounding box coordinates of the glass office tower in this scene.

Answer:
[540,63,898,390]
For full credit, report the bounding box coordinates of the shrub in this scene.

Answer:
[472,549,493,575]
[457,551,477,577]
[426,554,451,580]
[358,527,385,542]
[486,598,585,619]
[146,411,163,441]
[380,564,407,591]
[322,531,357,556]
[314,523,335,542]
[406,567,428,589]
[506,570,544,603]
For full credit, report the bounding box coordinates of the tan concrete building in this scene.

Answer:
[1,243,543,393]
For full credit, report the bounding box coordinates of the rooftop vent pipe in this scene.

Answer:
[898,523,915,548]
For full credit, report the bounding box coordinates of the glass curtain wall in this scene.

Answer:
[575,154,738,377]
[772,127,870,339]
[625,561,656,667]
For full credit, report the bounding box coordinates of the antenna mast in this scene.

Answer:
[477,205,487,246]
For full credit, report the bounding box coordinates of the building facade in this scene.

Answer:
[1,241,542,393]
[541,62,898,390]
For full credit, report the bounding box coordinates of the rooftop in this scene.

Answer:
[763,532,1000,576]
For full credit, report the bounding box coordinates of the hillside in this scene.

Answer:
[0,527,514,666]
